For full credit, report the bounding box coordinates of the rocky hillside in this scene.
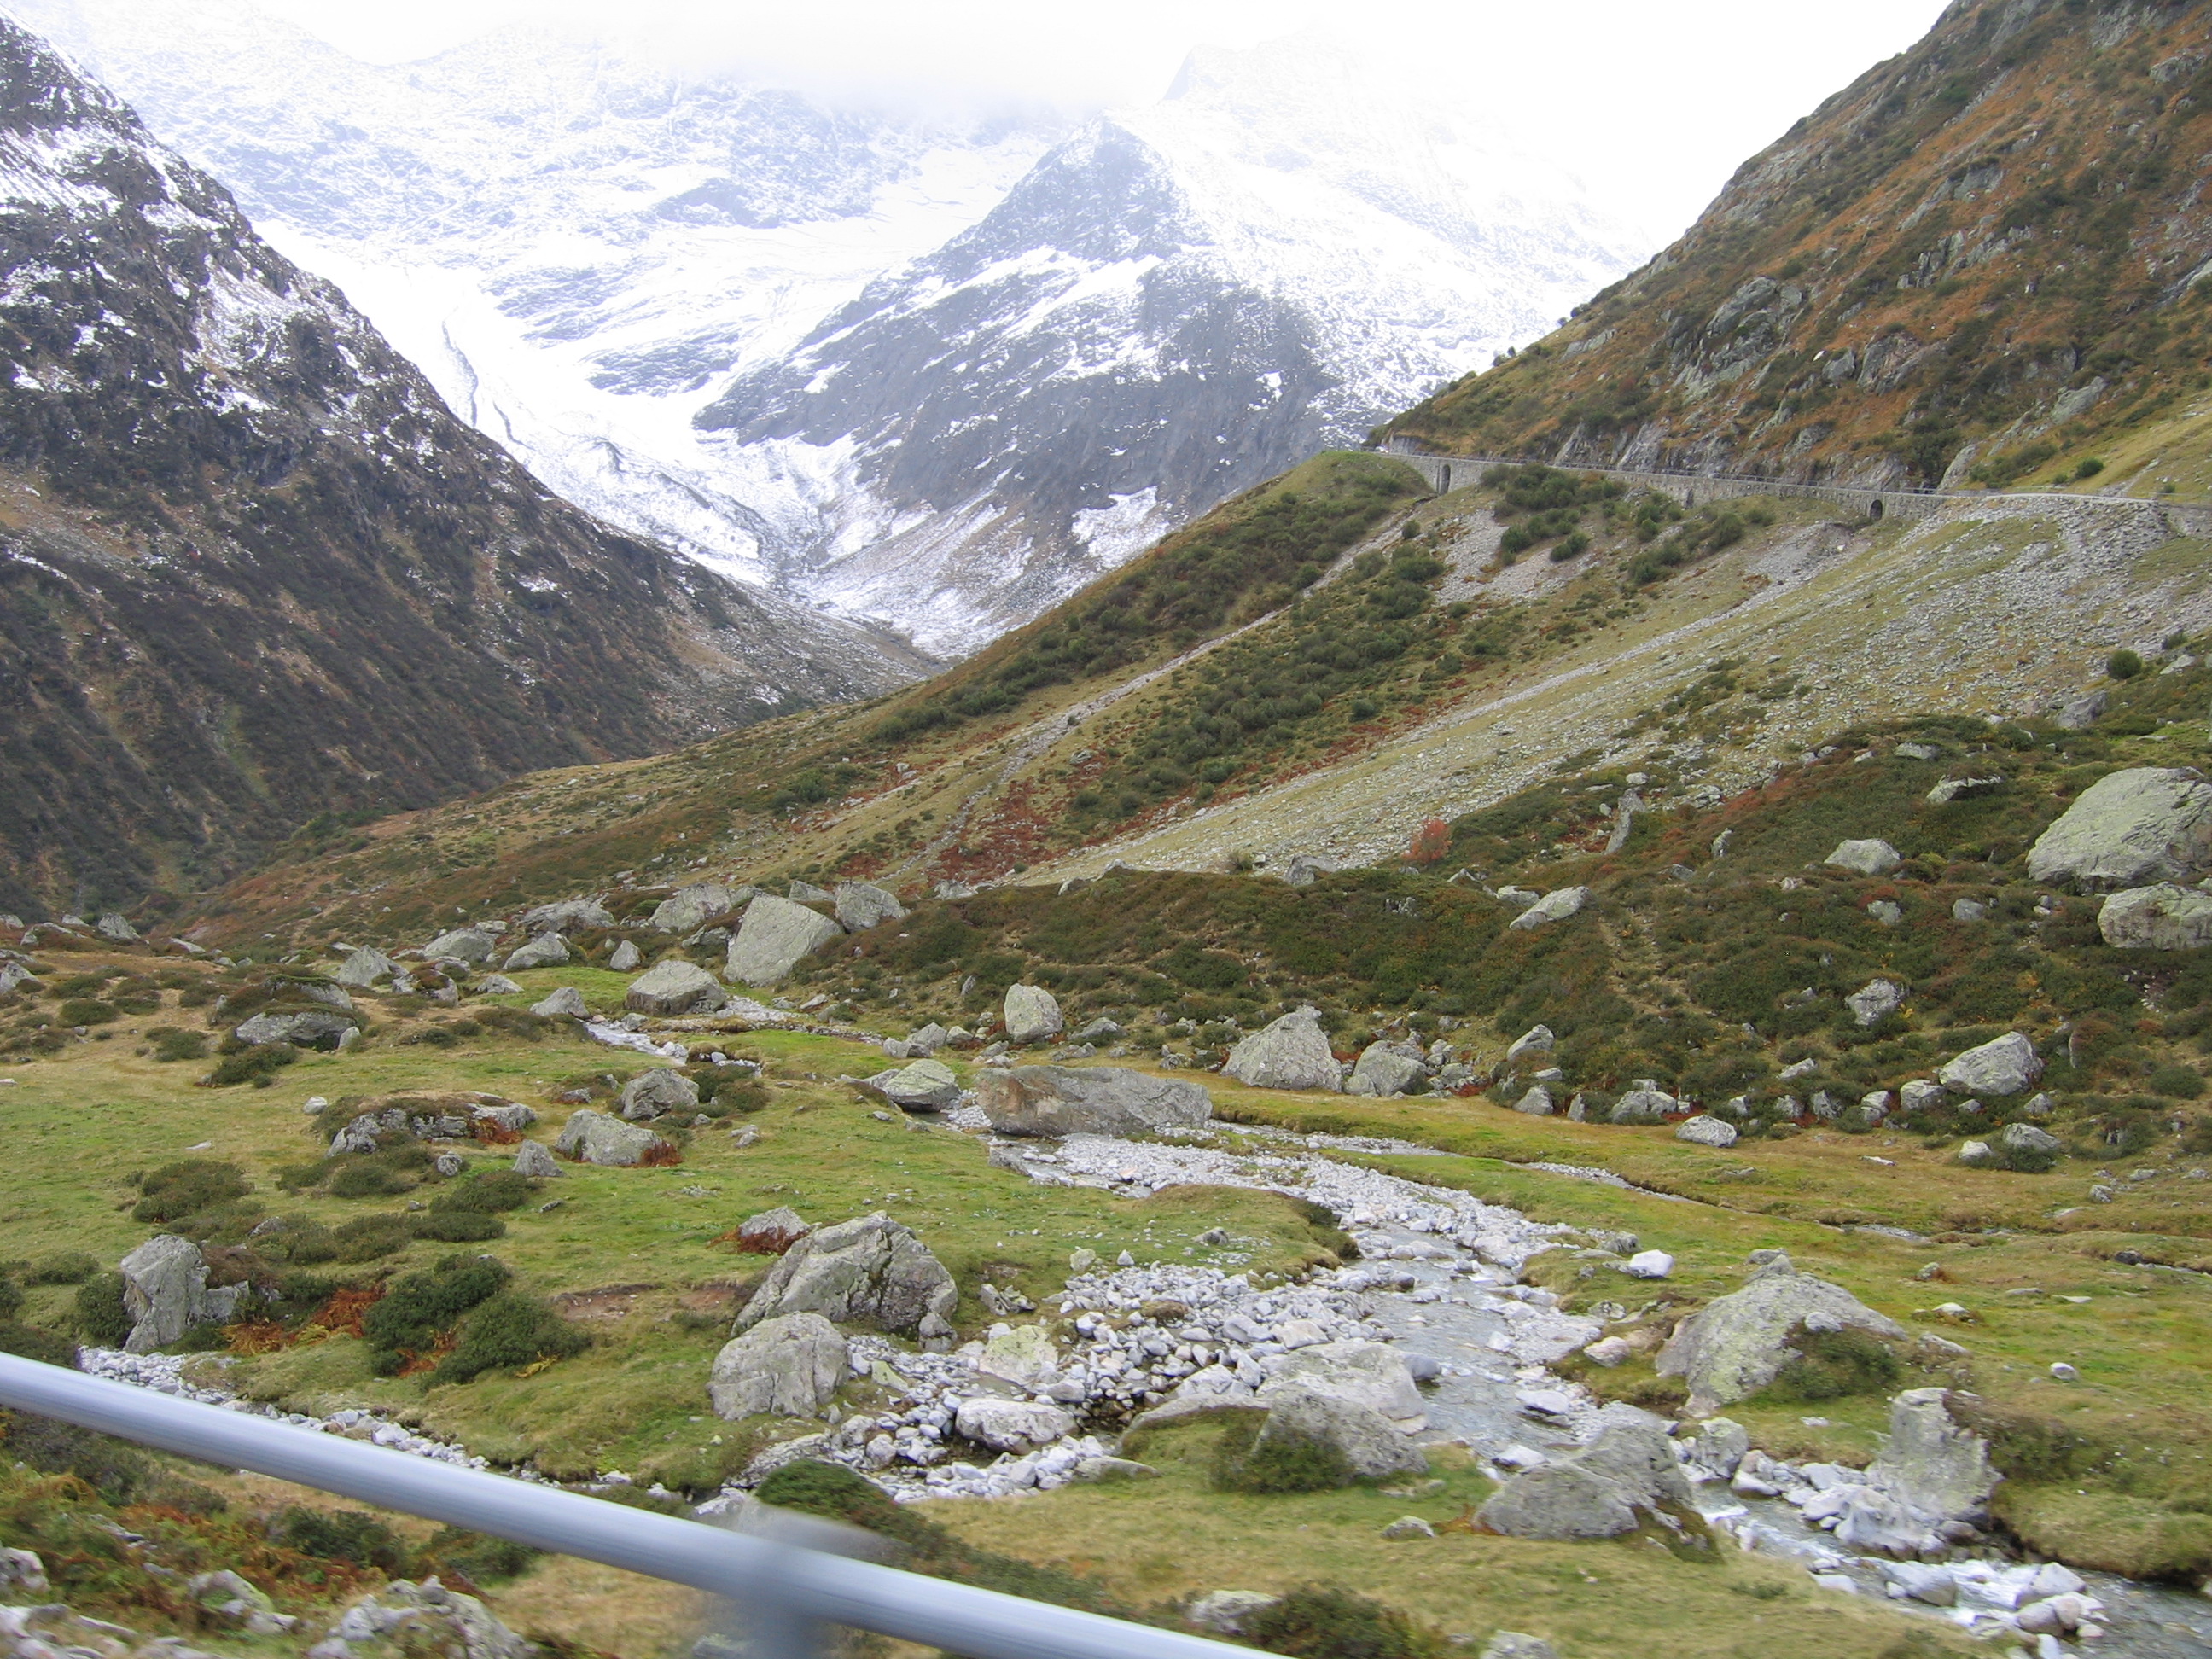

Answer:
[1382,0,2212,494]
[0,20,929,919]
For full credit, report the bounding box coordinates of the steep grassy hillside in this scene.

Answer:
[0,20,928,920]
[1384,0,2212,496]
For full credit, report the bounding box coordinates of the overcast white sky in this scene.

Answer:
[250,0,1956,242]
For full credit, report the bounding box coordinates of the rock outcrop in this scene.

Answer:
[862,1058,962,1111]
[976,1066,1213,1137]
[709,1312,851,1419]
[1247,1386,1429,1481]
[624,958,730,1016]
[649,882,748,934]
[310,1577,536,1659]
[1825,839,1902,876]
[1936,1031,2042,1097]
[2026,767,2212,891]
[1224,1006,1340,1091]
[1002,984,1064,1044]
[1507,886,1590,931]
[502,932,570,972]
[725,894,842,987]
[735,1212,957,1342]
[553,1109,670,1167]
[2097,883,2212,949]
[119,1234,242,1353]
[834,882,906,933]
[1477,1417,1699,1539]
[1346,1040,1429,1097]
[1655,1254,1904,1414]
[618,1068,701,1121]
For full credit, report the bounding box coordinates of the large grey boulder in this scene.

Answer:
[976,1065,1211,1136]
[1505,1025,1555,1066]
[2026,767,2212,891]
[835,882,906,933]
[1825,839,1903,876]
[625,958,729,1016]
[735,1212,958,1342]
[2098,883,2212,949]
[95,913,138,942]
[1248,1387,1429,1482]
[531,987,588,1019]
[864,1058,962,1112]
[1610,1082,1679,1125]
[1477,1419,1696,1539]
[1865,1388,1999,1522]
[553,1109,670,1167]
[2051,689,2108,731]
[513,1140,562,1179]
[333,946,399,988]
[1508,887,1590,931]
[709,1313,851,1419]
[788,880,835,905]
[503,932,571,972]
[1261,1341,1423,1429]
[0,961,33,994]
[620,1068,701,1121]
[292,979,357,1013]
[649,882,747,934]
[119,1235,242,1353]
[234,1010,357,1049]
[517,899,615,935]
[1224,1006,1341,1091]
[420,927,498,963]
[1347,1041,1429,1097]
[607,940,643,973]
[726,894,842,987]
[1847,979,1906,1026]
[1656,1255,1905,1414]
[1936,1031,2042,1096]
[1002,984,1064,1044]
[955,1397,1074,1452]
[1675,1115,1738,1147]
[313,1578,535,1659]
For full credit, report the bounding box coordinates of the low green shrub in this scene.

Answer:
[415,1526,544,1586]
[431,1170,537,1214]
[1761,1326,1904,1402]
[1241,1585,1446,1659]
[410,1210,506,1243]
[1211,1417,1353,1494]
[145,1027,209,1063]
[72,1275,131,1346]
[329,1214,416,1263]
[433,1291,585,1383]
[131,1161,250,1224]
[201,1044,297,1088]
[24,1253,95,1286]
[266,1506,407,1572]
[0,1324,77,1366]
[363,1255,511,1373]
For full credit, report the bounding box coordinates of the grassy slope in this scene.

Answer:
[1381,0,2212,497]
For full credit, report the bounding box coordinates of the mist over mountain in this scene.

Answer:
[12,1,1648,654]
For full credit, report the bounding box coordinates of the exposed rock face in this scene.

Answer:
[1825,839,1903,876]
[2098,883,2212,949]
[1847,979,1906,1025]
[2026,767,2212,891]
[2052,690,2109,731]
[624,958,729,1015]
[649,882,748,934]
[311,1577,537,1659]
[1865,1388,1999,1522]
[1655,1256,1905,1414]
[1508,887,1590,931]
[1477,1418,1697,1539]
[530,987,587,1019]
[619,1068,701,1121]
[735,1212,957,1341]
[1347,1040,1429,1097]
[119,1234,242,1353]
[517,899,614,935]
[512,1140,561,1178]
[955,1397,1074,1452]
[709,1312,851,1419]
[725,894,842,986]
[1249,1386,1429,1481]
[234,1010,357,1048]
[1504,1025,1555,1065]
[1002,984,1064,1044]
[334,946,399,987]
[1261,1341,1423,1428]
[1224,1006,1340,1091]
[1609,1083,1679,1125]
[1675,1115,1737,1147]
[421,928,498,964]
[976,1066,1212,1136]
[834,882,906,933]
[553,1109,669,1167]
[1512,1085,1556,1116]
[1936,1031,2042,1096]
[607,940,642,972]
[863,1057,962,1111]
[502,932,570,972]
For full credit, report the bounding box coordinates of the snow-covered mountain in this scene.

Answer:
[9,2,1650,655]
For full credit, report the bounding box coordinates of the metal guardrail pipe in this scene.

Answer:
[0,1355,1252,1659]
